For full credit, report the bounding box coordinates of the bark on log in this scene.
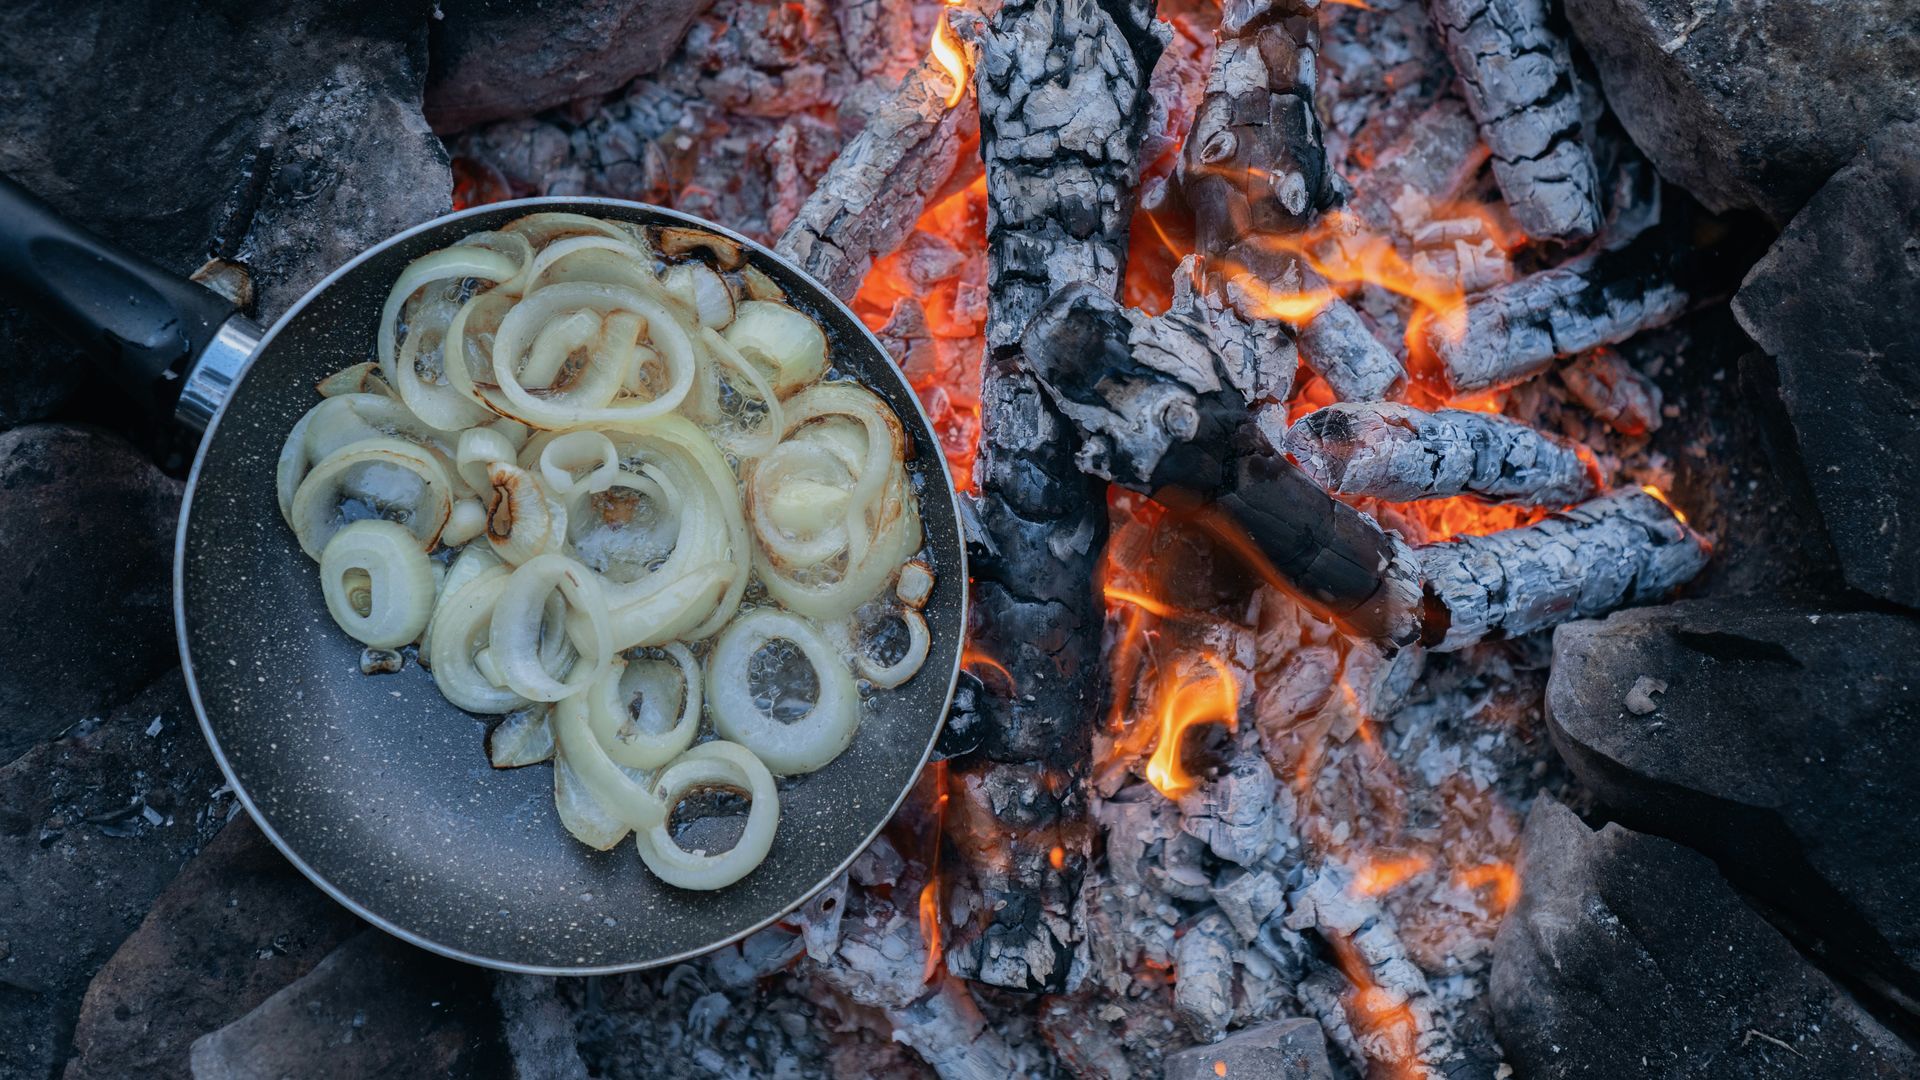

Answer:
[1558,349,1662,436]
[1178,0,1405,400]
[775,44,979,301]
[1425,0,1602,243]
[1417,486,1710,650]
[947,0,1166,993]
[1285,401,1599,505]
[1019,286,1707,652]
[1430,229,1708,393]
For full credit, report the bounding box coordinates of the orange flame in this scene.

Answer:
[962,643,1015,693]
[930,0,970,109]
[1144,653,1240,798]
[1327,936,1424,1079]
[919,760,951,984]
[1640,483,1688,525]
[1456,862,1521,914]
[1352,854,1432,897]
[1230,209,1471,349]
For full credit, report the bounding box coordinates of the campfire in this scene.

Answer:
[10,0,1918,1077]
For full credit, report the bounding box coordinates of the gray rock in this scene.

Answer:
[1492,799,1918,1079]
[1732,125,1920,609]
[63,817,363,1080]
[1162,1017,1332,1080]
[1563,0,1920,223]
[1547,600,1920,1012]
[0,425,180,764]
[424,0,716,132]
[188,930,507,1080]
[0,0,449,424]
[0,672,225,1080]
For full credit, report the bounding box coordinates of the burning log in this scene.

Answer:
[1430,230,1710,393]
[1417,487,1710,650]
[1425,0,1602,243]
[1019,286,1709,652]
[776,39,979,301]
[1284,401,1600,506]
[1177,0,1405,400]
[1558,349,1663,436]
[947,0,1166,992]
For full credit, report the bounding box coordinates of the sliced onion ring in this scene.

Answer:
[539,431,620,499]
[426,569,529,714]
[288,437,453,560]
[850,607,930,690]
[488,554,612,702]
[552,693,666,836]
[318,520,435,649]
[707,608,858,775]
[586,643,701,770]
[634,740,779,891]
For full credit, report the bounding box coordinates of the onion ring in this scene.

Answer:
[318,520,436,649]
[706,608,858,774]
[634,740,779,890]
[586,643,701,769]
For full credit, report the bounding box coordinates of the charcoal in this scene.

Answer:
[1548,599,1920,1010]
[0,1,449,343]
[1557,349,1661,436]
[0,426,180,763]
[1492,799,1919,1079]
[63,817,363,1080]
[1563,0,1920,223]
[1732,123,1920,610]
[424,0,713,132]
[0,673,222,1080]
[492,976,589,1080]
[1162,1017,1333,1080]
[1285,401,1599,505]
[187,930,506,1080]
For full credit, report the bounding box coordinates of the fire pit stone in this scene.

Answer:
[1161,1016,1332,1080]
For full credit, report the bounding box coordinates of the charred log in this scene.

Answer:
[1285,401,1600,505]
[1558,349,1663,436]
[1425,0,1602,243]
[1179,0,1405,400]
[1430,229,1723,393]
[948,0,1166,993]
[1020,286,1707,652]
[775,43,979,301]
[1417,487,1710,650]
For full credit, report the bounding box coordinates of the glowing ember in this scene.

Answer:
[1456,862,1521,914]
[1049,845,1066,871]
[1640,483,1688,524]
[919,760,951,984]
[1144,653,1239,798]
[930,0,970,109]
[1328,936,1424,1078]
[961,643,1014,693]
[1352,854,1433,897]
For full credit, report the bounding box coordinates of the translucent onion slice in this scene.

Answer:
[662,262,735,328]
[318,520,436,649]
[635,740,779,891]
[457,426,519,492]
[316,362,390,399]
[487,704,554,768]
[441,497,487,547]
[699,327,785,460]
[723,300,828,398]
[427,569,530,714]
[489,282,697,430]
[488,554,612,702]
[538,431,619,499]
[586,643,701,770]
[552,694,666,843]
[849,607,930,690]
[484,462,569,565]
[707,608,858,775]
[379,245,518,430]
[277,394,460,523]
[288,437,453,560]
[419,544,502,661]
[457,229,537,295]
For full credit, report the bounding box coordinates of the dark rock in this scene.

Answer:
[63,817,363,1080]
[1492,799,1918,1079]
[1731,125,1920,609]
[187,930,508,1080]
[424,0,716,132]
[0,425,180,763]
[1162,1017,1332,1080]
[1563,0,1920,223]
[1547,600,1920,1010]
[0,0,450,425]
[0,672,226,1080]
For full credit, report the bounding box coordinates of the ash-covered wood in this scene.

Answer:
[1173,910,1239,1041]
[1178,0,1405,400]
[948,0,1166,993]
[1559,349,1663,436]
[1286,401,1600,505]
[1430,230,1719,393]
[1418,487,1711,650]
[1425,0,1601,243]
[775,43,979,301]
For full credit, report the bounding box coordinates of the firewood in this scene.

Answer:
[1424,0,1602,243]
[1173,910,1239,1041]
[776,45,979,301]
[1417,487,1711,650]
[1178,0,1406,401]
[1429,230,1700,393]
[1285,401,1600,505]
[1558,349,1663,436]
[948,0,1167,993]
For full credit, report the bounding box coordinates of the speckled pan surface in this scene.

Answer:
[176,199,964,974]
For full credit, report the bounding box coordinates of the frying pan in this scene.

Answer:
[0,177,965,974]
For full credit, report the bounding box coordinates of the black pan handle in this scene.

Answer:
[0,172,236,399]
